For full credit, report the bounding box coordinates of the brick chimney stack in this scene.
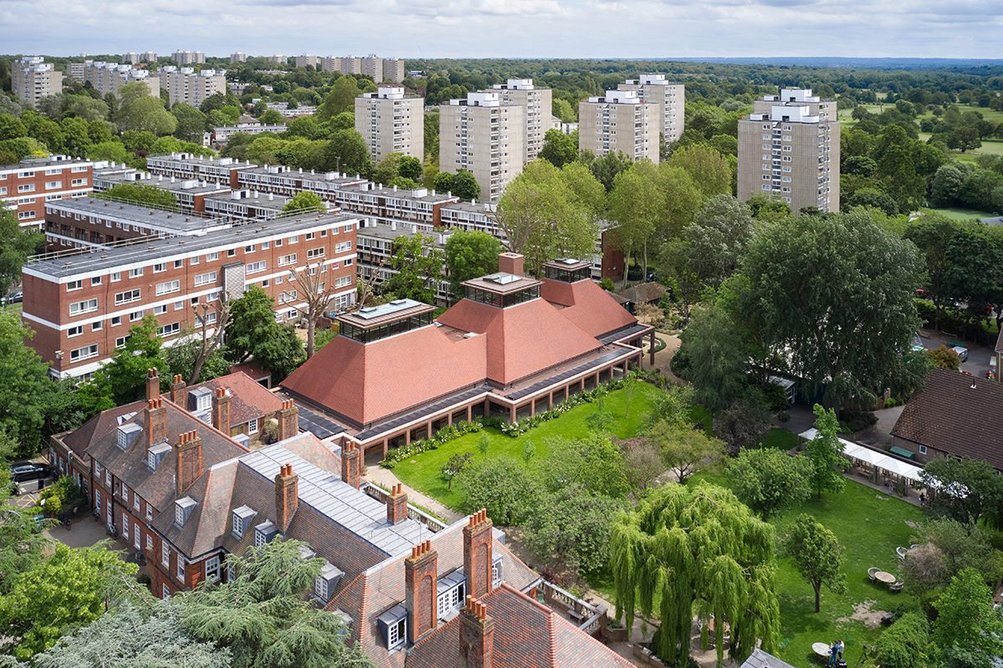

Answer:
[341,442,361,489]
[146,367,161,401]
[211,387,231,435]
[405,540,438,644]
[276,399,299,442]
[463,509,494,598]
[387,483,408,525]
[174,430,204,495]
[274,463,298,531]
[145,397,168,448]
[497,252,524,276]
[170,374,186,404]
[459,596,494,668]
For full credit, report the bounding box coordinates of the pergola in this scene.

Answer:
[799,428,925,490]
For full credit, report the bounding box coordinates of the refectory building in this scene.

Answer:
[282,253,654,460]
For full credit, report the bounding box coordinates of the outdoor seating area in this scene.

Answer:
[799,429,927,498]
[896,544,920,560]
[811,641,847,667]
[867,567,904,592]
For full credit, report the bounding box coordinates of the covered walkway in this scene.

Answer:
[799,428,926,498]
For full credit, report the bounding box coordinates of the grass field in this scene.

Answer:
[922,206,997,221]
[391,379,664,510]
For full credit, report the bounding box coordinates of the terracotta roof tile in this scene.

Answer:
[543,278,639,338]
[183,371,284,428]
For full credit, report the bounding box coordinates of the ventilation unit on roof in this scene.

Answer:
[390,299,407,306]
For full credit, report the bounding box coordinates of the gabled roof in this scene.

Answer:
[406,584,634,668]
[436,297,601,386]
[542,278,638,338]
[330,520,539,668]
[183,371,283,428]
[891,368,1003,471]
[61,401,145,460]
[741,649,797,668]
[282,324,487,427]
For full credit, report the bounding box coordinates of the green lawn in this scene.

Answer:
[922,206,997,221]
[391,380,664,510]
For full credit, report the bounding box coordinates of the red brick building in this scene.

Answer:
[1,156,93,229]
[23,209,359,379]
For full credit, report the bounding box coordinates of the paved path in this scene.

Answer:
[363,465,463,522]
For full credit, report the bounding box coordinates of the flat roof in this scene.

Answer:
[440,200,495,215]
[337,299,435,328]
[45,197,226,234]
[1,156,91,171]
[204,191,291,210]
[25,211,358,281]
[357,223,444,244]
[338,182,459,204]
[463,272,541,295]
[146,154,258,170]
[543,257,590,271]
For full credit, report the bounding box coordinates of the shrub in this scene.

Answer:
[455,458,540,525]
[38,476,86,518]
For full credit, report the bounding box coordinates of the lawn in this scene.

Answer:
[922,206,996,221]
[391,379,664,510]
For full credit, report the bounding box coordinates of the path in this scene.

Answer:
[363,464,463,522]
[643,330,683,383]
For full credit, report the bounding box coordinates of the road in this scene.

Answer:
[916,328,993,377]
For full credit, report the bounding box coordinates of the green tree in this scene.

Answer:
[323,129,370,176]
[647,419,725,484]
[608,161,663,283]
[920,457,1003,527]
[585,151,632,192]
[0,113,26,140]
[0,204,43,298]
[398,155,423,182]
[450,169,480,201]
[98,183,179,211]
[317,76,360,120]
[257,109,284,125]
[170,103,207,143]
[663,194,755,294]
[440,452,473,491]
[0,544,140,660]
[538,130,578,168]
[225,287,304,381]
[551,98,576,123]
[903,519,1003,597]
[177,539,370,668]
[666,144,732,198]
[784,514,846,612]
[61,94,109,123]
[726,448,813,517]
[926,345,960,370]
[805,405,848,498]
[872,612,930,668]
[281,191,325,214]
[444,230,502,300]
[382,233,444,304]
[542,433,631,499]
[87,315,166,407]
[655,163,703,239]
[677,301,754,410]
[455,458,540,526]
[114,83,177,135]
[610,483,779,666]
[933,568,1003,666]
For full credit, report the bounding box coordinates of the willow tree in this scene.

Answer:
[610,483,780,667]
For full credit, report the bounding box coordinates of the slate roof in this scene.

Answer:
[891,368,1003,471]
[61,401,144,460]
[407,584,634,668]
[741,649,797,668]
[182,371,283,428]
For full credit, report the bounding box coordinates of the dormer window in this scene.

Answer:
[116,423,142,450]
[189,387,213,413]
[175,496,197,528]
[253,520,279,547]
[377,605,408,650]
[492,556,503,587]
[313,561,343,604]
[231,505,256,538]
[147,442,171,471]
[436,569,466,619]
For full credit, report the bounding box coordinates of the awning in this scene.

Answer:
[799,429,925,483]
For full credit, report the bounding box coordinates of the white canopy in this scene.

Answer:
[799,428,925,483]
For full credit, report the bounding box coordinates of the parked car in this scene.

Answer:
[951,345,969,362]
[11,461,52,483]
[910,335,925,353]
[1,291,22,306]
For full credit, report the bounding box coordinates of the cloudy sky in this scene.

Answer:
[2,0,1000,59]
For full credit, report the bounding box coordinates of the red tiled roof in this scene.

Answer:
[437,297,601,386]
[184,371,283,428]
[282,325,487,426]
[891,368,1003,471]
[542,278,638,338]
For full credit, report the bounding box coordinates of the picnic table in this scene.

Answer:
[812,642,831,659]
[874,570,896,585]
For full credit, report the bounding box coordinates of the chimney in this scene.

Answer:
[387,483,408,525]
[169,374,186,404]
[459,597,494,668]
[341,441,361,489]
[276,399,299,441]
[145,397,168,448]
[497,252,524,277]
[174,430,204,495]
[274,463,298,531]
[463,509,494,598]
[405,540,438,643]
[146,367,161,401]
[211,387,231,434]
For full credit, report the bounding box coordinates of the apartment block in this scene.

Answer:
[203,189,292,220]
[1,156,92,228]
[333,181,459,227]
[266,55,287,66]
[82,61,160,97]
[12,56,63,109]
[617,74,685,143]
[438,201,502,237]
[295,55,320,69]
[488,79,552,163]
[146,154,257,188]
[361,56,383,84]
[122,52,140,65]
[382,58,405,84]
[141,51,158,63]
[230,52,247,64]
[737,88,840,213]
[440,92,525,203]
[578,90,659,164]
[234,164,367,200]
[355,87,425,161]
[67,62,86,82]
[87,171,231,218]
[159,67,226,107]
[211,121,288,148]
[356,220,451,304]
[23,209,359,378]
[172,50,205,66]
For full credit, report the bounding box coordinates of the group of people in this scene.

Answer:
[828,640,846,667]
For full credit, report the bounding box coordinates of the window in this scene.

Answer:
[176,555,185,581]
[133,494,140,512]
[246,261,266,274]
[130,311,143,322]
[153,305,167,315]
[17,183,35,193]
[146,505,153,522]
[278,253,297,267]
[115,336,127,349]
[158,322,181,337]
[155,280,181,296]
[69,298,98,315]
[91,276,102,286]
[918,445,927,455]
[128,267,143,278]
[305,232,316,240]
[175,503,185,526]
[174,301,185,310]
[94,489,102,513]
[162,584,171,599]
[122,513,129,540]
[206,252,218,262]
[111,272,121,282]
[115,289,141,305]
[387,619,406,649]
[438,584,464,617]
[174,259,184,269]
[194,271,217,286]
[153,263,166,273]
[205,555,221,582]
[335,276,352,288]
[190,256,199,265]
[67,325,83,337]
[261,241,270,250]
[314,576,328,600]
[492,557,503,587]
[335,241,352,252]
[146,534,154,552]
[227,249,236,257]
[247,418,259,434]
[70,344,99,361]
[92,321,102,331]
[67,279,82,291]
[232,513,245,538]
[307,247,324,259]
[244,244,256,253]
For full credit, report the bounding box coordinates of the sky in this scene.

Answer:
[2,0,1001,59]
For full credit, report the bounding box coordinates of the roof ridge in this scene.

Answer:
[547,600,557,667]
[162,395,251,453]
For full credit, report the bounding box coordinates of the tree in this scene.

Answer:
[381,233,444,304]
[225,287,305,381]
[165,298,233,385]
[542,434,631,499]
[89,315,166,406]
[726,448,813,517]
[281,191,325,215]
[611,483,779,667]
[805,405,848,498]
[737,211,924,410]
[666,144,732,198]
[0,544,140,660]
[444,230,502,300]
[171,103,207,144]
[440,452,472,491]
[933,568,1003,666]
[285,263,341,359]
[677,301,754,410]
[455,458,540,526]
[257,109,284,125]
[585,151,632,192]
[398,155,422,182]
[608,161,663,283]
[177,539,370,668]
[323,129,370,176]
[712,398,770,452]
[317,76,360,120]
[30,603,230,668]
[647,419,724,484]
[538,130,578,168]
[784,514,845,613]
[450,169,480,201]
[0,204,42,298]
[114,83,177,135]
[667,194,756,291]
[903,519,1003,596]
[926,345,961,370]
[919,457,1003,527]
[872,612,930,668]
[98,183,179,211]
[0,458,50,594]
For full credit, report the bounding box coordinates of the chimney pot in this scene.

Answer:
[405,539,438,643]
[387,483,408,525]
[275,463,298,531]
[341,441,361,489]
[174,430,204,495]
[212,386,231,435]
[463,508,494,599]
[146,367,161,401]
[276,399,299,442]
[460,595,495,668]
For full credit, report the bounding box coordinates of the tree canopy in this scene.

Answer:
[784,514,846,613]
[444,230,502,300]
